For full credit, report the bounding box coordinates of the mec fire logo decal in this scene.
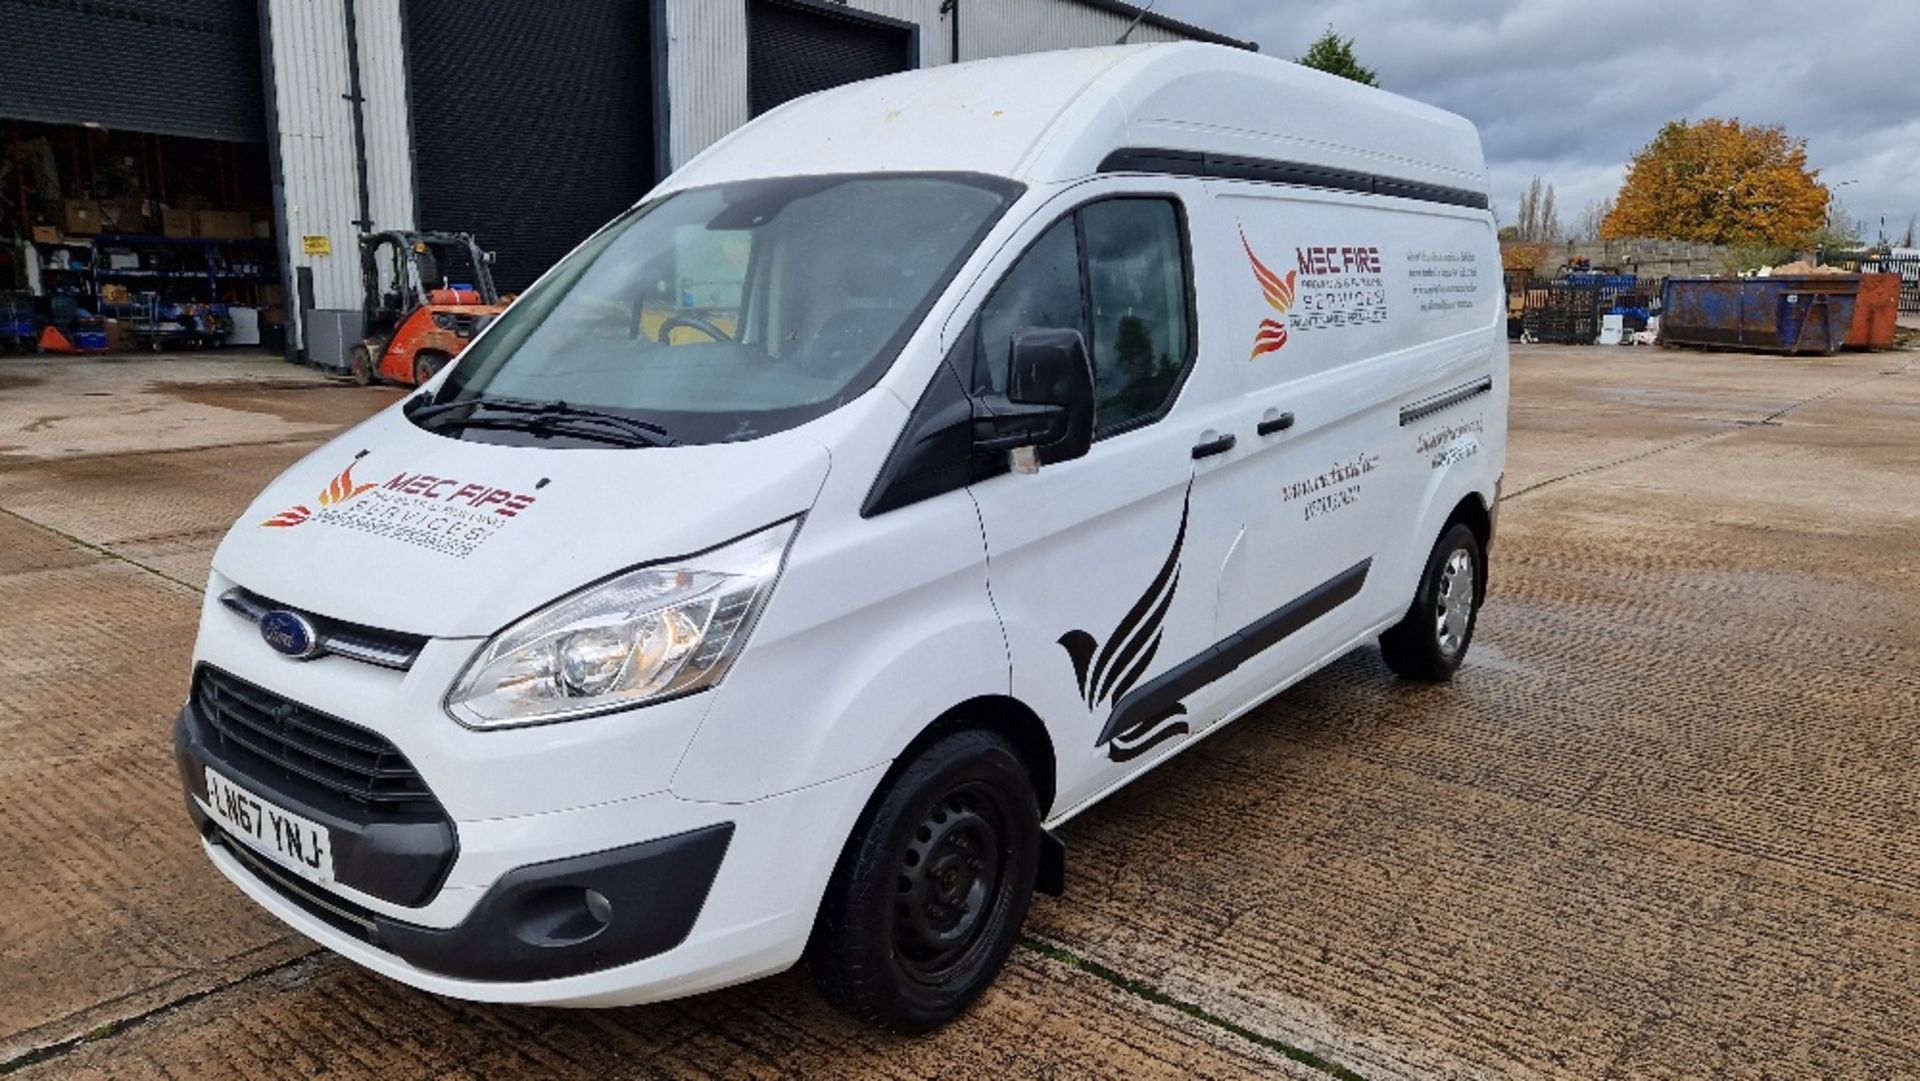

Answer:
[1241,227,1297,359]
[1242,226,1392,357]
[259,458,538,558]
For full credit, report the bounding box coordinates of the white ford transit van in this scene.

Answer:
[177,43,1506,1030]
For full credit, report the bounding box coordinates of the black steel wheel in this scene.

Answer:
[809,729,1040,1032]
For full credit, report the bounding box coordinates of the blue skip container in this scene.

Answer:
[1659,275,1860,355]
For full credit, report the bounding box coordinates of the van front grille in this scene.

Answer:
[194,667,441,816]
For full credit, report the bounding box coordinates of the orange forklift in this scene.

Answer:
[351,231,510,386]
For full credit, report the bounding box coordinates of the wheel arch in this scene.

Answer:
[1440,491,1493,605]
[896,694,1058,820]
[1443,491,1493,553]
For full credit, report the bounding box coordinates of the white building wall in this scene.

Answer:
[264,0,412,350]
[664,0,1213,170]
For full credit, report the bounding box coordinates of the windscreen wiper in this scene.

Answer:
[411,396,677,447]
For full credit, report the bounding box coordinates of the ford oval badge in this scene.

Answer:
[260,609,322,660]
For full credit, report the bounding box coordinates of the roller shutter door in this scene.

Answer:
[406,0,654,293]
[748,1,913,118]
[0,0,263,141]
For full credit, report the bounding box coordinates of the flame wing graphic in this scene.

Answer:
[1241,227,1297,359]
[317,462,377,508]
[261,504,311,528]
[260,460,375,528]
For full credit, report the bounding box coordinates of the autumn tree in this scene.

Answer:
[1601,118,1829,246]
[1297,26,1378,87]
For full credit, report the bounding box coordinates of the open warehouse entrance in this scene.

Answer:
[0,0,283,354]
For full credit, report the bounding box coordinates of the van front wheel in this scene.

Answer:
[808,729,1040,1032]
[1379,523,1484,681]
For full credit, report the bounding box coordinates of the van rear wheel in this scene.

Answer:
[1379,523,1484,681]
[808,729,1040,1032]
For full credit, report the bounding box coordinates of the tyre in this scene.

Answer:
[412,351,450,386]
[808,729,1041,1032]
[1379,522,1485,682]
[349,344,378,386]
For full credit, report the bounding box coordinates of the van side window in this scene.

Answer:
[1081,200,1190,433]
[974,198,1192,437]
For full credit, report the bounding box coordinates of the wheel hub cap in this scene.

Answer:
[1436,548,1475,656]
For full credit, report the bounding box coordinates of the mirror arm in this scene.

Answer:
[971,397,1066,454]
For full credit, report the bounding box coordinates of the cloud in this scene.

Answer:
[1157,0,1920,236]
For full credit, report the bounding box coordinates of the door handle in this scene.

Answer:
[1191,433,1236,459]
[1256,412,1296,437]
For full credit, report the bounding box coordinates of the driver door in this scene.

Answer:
[960,181,1245,815]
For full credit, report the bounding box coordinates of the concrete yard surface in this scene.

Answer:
[1,345,1915,1078]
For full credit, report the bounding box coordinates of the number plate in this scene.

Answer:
[203,766,335,882]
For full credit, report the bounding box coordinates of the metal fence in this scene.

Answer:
[1820,251,1920,316]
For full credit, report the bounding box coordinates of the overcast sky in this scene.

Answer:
[1153,0,1920,239]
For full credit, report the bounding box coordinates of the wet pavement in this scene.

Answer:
[1,345,1915,1078]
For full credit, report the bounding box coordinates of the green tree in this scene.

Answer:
[1296,26,1378,87]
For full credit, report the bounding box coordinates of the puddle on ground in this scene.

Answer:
[153,379,399,426]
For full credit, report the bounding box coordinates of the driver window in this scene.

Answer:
[973,197,1192,436]
[974,219,1083,395]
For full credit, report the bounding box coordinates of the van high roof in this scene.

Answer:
[664,42,1487,204]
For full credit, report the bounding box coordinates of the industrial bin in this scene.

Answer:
[1659,275,1860,355]
[1845,272,1900,350]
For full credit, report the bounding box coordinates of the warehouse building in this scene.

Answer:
[0,0,1247,367]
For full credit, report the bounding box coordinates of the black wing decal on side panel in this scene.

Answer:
[1055,491,1193,762]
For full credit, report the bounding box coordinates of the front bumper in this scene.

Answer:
[188,794,731,982]
[180,708,887,1005]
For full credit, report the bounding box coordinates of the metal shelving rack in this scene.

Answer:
[32,233,276,349]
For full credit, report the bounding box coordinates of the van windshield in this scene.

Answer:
[424,173,1019,446]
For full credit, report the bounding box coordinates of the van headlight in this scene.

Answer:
[445,518,798,728]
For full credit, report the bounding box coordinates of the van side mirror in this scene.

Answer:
[974,328,1095,470]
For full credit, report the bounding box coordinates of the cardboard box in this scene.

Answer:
[252,216,273,239]
[160,206,194,238]
[256,283,284,306]
[258,305,286,327]
[62,200,101,235]
[30,225,60,244]
[100,198,147,234]
[106,320,137,352]
[195,209,252,240]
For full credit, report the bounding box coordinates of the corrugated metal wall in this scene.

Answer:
[665,0,1199,171]
[958,0,1185,57]
[355,2,414,232]
[264,0,412,348]
[665,1,952,169]
[260,0,1213,356]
